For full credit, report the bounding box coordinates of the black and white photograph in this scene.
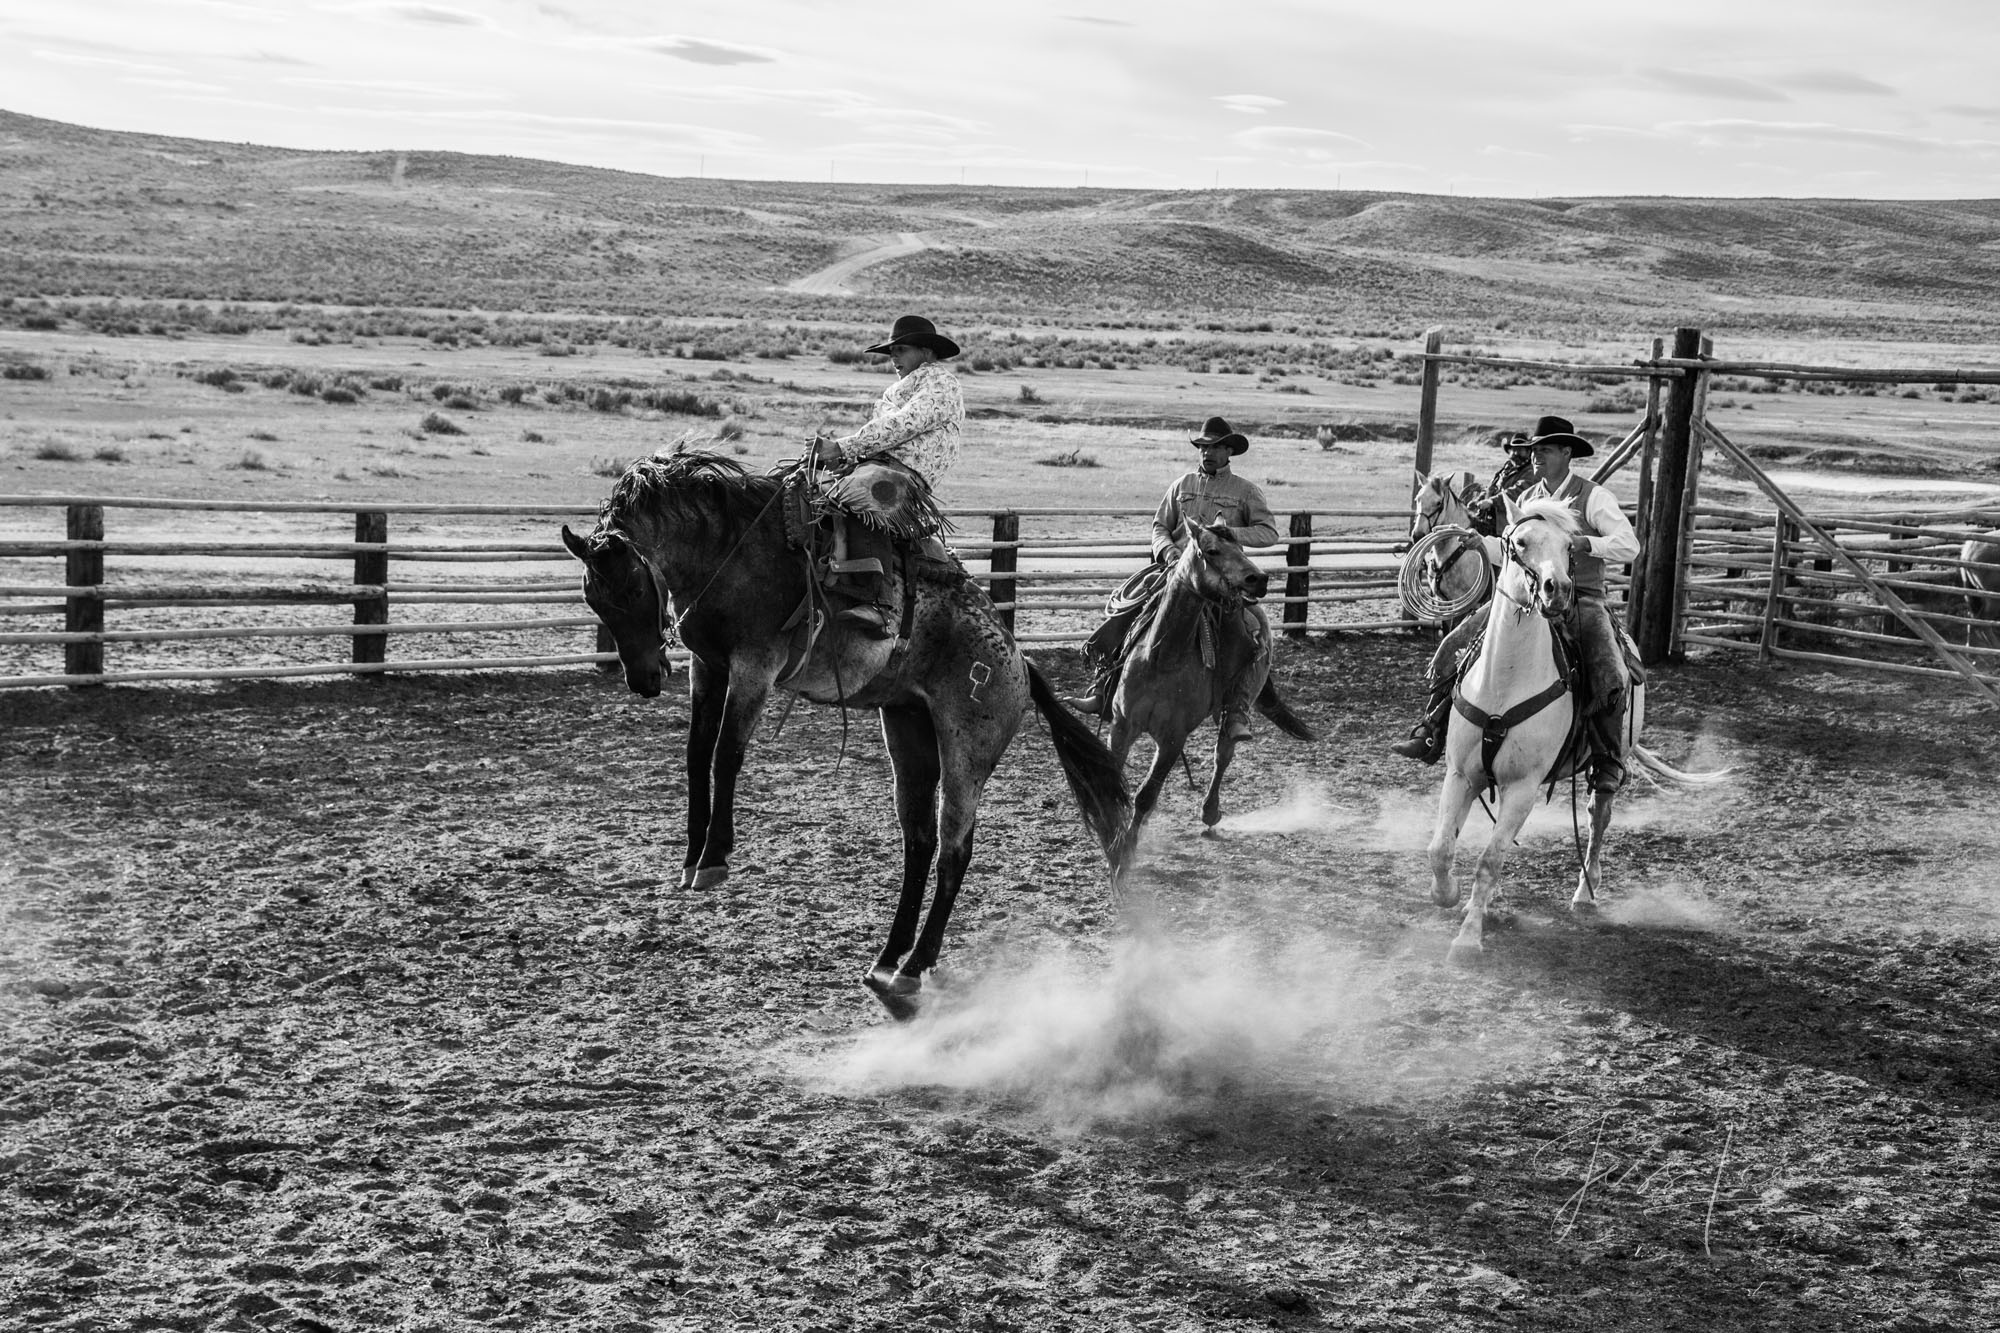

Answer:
[2,2,1997,1330]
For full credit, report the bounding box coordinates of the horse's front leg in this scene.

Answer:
[1113,725,1189,873]
[1427,766,1479,907]
[1451,778,1538,964]
[1200,721,1236,833]
[1572,787,1617,911]
[688,656,776,889]
[865,704,941,1019]
[681,656,727,889]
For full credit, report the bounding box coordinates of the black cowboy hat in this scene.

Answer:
[864,314,959,360]
[1190,415,1249,455]
[1527,414,1594,459]
[1496,429,1530,449]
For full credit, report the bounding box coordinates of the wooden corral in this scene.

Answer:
[0,497,1416,688]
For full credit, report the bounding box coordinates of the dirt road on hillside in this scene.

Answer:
[788,232,930,295]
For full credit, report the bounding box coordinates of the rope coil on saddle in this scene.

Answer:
[1399,526,1493,626]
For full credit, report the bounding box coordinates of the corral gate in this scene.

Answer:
[1411,326,2000,707]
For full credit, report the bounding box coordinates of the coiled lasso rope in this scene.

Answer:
[1399,525,1493,625]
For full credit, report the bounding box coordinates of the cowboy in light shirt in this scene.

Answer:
[810,314,964,635]
[1392,414,1640,790]
[1067,416,1279,743]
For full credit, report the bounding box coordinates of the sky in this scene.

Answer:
[4,0,1999,199]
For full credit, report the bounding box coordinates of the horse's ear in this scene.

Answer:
[1413,468,1427,489]
[1501,492,1523,530]
[560,524,591,562]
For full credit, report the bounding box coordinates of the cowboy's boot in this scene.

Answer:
[1584,692,1628,792]
[826,521,895,638]
[1390,674,1453,764]
[1062,659,1120,716]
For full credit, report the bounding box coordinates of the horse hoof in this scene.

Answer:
[862,969,922,1022]
[1447,940,1485,966]
[690,865,729,890]
[1199,824,1220,840]
[1570,898,1599,917]
[1431,887,1460,909]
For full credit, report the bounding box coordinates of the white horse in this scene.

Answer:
[1426,496,1724,962]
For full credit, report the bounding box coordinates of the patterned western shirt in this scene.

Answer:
[831,361,963,487]
[1150,466,1281,561]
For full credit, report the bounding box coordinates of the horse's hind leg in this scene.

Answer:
[864,704,941,1018]
[1572,787,1616,911]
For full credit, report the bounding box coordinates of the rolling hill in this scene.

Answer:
[4,109,2000,343]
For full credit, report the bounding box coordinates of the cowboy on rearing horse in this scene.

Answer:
[1065,416,1280,742]
[810,314,964,637]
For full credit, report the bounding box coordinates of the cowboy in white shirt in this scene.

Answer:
[1392,415,1640,791]
[810,315,964,635]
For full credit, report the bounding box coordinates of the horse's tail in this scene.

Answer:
[1026,660,1132,869]
[1255,675,1317,742]
[1625,742,1732,788]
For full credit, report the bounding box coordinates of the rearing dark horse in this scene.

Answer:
[561,448,1130,1018]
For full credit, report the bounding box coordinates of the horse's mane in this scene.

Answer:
[601,445,781,535]
[1509,495,1581,538]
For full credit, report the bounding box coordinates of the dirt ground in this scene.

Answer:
[2,631,1997,1333]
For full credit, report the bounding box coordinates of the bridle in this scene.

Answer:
[1495,514,1574,619]
[590,475,790,653]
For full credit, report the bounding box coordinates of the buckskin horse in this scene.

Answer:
[1104,519,1315,869]
[562,447,1130,1019]
[1426,496,1726,962]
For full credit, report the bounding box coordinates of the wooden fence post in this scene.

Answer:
[989,512,1019,634]
[64,504,104,683]
[1283,512,1312,639]
[1634,326,1703,662]
[1411,327,1444,503]
[1625,337,1665,632]
[1759,514,1795,657]
[353,511,388,671]
[1667,334,1714,659]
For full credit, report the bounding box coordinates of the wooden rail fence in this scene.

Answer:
[0,497,1418,689]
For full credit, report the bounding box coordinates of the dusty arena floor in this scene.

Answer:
[2,635,1997,1332]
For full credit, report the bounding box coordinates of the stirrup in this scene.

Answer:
[837,604,895,638]
[1062,693,1106,716]
[825,557,885,576]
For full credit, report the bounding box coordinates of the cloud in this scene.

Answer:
[33,50,185,77]
[822,105,985,139]
[1479,144,1551,160]
[380,4,485,24]
[1233,125,1372,158]
[1215,94,1284,115]
[1661,118,2000,154]
[642,35,776,65]
[1773,69,1896,96]
[1640,67,1789,103]
[237,50,317,66]
[1940,103,2000,122]
[1062,14,1135,24]
[284,76,498,101]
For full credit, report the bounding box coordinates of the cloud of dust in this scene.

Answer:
[1596,879,1730,931]
[819,921,1416,1128]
